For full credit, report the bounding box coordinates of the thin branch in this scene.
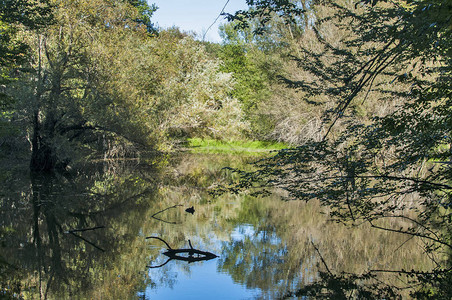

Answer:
[66,226,104,233]
[323,43,402,139]
[60,124,147,147]
[69,232,105,252]
[151,204,182,218]
[279,173,451,191]
[150,204,182,224]
[356,175,452,190]
[370,267,452,275]
[146,236,173,250]
[393,234,416,253]
[151,216,181,225]
[147,258,172,269]
[368,220,452,249]
[345,38,395,84]
[203,0,230,41]
[376,214,442,242]
[311,239,332,275]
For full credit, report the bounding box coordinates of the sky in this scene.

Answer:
[149,0,249,43]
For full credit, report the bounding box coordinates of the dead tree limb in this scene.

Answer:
[150,205,183,224]
[146,236,218,268]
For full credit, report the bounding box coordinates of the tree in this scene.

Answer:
[126,0,158,34]
[222,2,332,144]
[221,0,451,297]
[145,28,250,144]
[218,22,275,139]
[0,0,53,107]
[6,0,157,171]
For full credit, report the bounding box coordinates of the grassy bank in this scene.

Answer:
[186,138,289,154]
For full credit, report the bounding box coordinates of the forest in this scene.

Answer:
[0,0,451,299]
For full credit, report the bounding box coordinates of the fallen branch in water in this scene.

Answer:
[151,204,183,224]
[65,226,105,233]
[311,239,332,275]
[146,236,218,268]
[68,231,105,252]
[146,236,172,249]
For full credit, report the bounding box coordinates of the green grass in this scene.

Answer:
[186,138,289,154]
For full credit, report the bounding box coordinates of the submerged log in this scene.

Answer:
[146,236,218,268]
[162,248,218,262]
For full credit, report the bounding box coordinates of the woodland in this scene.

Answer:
[0,0,451,298]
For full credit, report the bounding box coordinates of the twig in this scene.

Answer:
[203,0,230,41]
[66,226,104,233]
[151,204,182,224]
[393,234,416,253]
[323,43,401,140]
[151,216,181,225]
[69,232,105,252]
[147,258,172,269]
[376,214,442,242]
[368,220,452,249]
[146,236,173,250]
[151,204,183,218]
[310,239,332,275]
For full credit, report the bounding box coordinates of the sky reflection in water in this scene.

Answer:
[0,154,436,299]
[142,225,277,299]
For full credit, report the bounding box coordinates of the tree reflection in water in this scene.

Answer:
[0,154,442,299]
[0,160,159,299]
[215,193,442,299]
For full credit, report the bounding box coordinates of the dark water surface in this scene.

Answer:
[0,153,433,299]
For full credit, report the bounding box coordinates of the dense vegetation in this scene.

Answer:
[0,0,254,171]
[220,0,452,298]
[1,0,450,298]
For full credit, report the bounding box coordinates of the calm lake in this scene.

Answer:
[0,153,433,299]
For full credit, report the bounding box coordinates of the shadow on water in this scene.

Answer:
[0,153,444,299]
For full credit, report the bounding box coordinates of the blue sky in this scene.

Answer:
[149,0,249,43]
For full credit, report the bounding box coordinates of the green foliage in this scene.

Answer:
[224,0,305,35]
[218,22,294,140]
[219,3,333,144]
[3,0,160,170]
[146,29,250,145]
[0,0,53,107]
[0,0,53,28]
[219,23,271,113]
[1,0,256,168]
[187,137,288,154]
[222,0,452,297]
[126,0,158,33]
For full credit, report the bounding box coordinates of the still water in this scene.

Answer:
[0,153,434,299]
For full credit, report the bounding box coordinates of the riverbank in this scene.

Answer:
[185,138,289,154]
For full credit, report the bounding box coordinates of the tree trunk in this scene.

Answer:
[30,144,56,172]
[30,112,57,172]
[30,34,57,173]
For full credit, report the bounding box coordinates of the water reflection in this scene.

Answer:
[1,160,159,299]
[142,153,436,299]
[1,153,437,299]
[146,236,218,268]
